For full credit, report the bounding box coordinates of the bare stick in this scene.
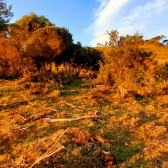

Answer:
[64,102,83,112]
[30,127,69,168]
[44,127,69,156]
[93,124,100,130]
[30,147,64,168]
[44,116,99,123]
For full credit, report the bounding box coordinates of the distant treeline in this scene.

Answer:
[0,11,102,79]
[1,1,168,97]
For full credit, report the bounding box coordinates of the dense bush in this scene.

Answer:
[95,30,167,97]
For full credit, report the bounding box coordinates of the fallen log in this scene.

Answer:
[44,115,99,123]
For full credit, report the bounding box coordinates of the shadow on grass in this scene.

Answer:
[0,101,29,111]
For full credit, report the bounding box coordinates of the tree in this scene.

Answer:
[105,30,119,47]
[77,41,82,48]
[66,44,102,70]
[16,13,53,37]
[0,23,29,77]
[25,26,73,73]
[96,30,155,97]
[146,35,166,46]
[8,24,27,69]
[0,0,13,31]
[0,13,56,77]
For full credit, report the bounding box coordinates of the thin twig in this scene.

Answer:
[63,102,83,112]
[93,124,100,130]
[44,127,69,156]
[30,127,69,168]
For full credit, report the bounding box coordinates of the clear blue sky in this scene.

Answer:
[8,0,168,46]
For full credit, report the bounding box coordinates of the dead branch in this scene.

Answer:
[20,125,34,130]
[63,102,83,112]
[93,124,100,130]
[44,115,99,123]
[30,127,69,168]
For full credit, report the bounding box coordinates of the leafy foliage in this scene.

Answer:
[0,0,13,31]
[16,13,53,36]
[25,26,73,72]
[96,30,156,97]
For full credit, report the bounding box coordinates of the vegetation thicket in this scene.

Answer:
[0,0,13,31]
[95,31,154,97]
[1,1,168,168]
[0,11,102,81]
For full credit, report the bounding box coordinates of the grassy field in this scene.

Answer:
[0,78,168,168]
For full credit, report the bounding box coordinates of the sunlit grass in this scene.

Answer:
[0,79,167,167]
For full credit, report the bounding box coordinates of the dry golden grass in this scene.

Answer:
[0,79,168,167]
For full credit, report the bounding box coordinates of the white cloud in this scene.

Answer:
[122,0,166,21]
[85,0,130,46]
[84,0,168,46]
[118,26,136,36]
[95,0,129,26]
[95,0,109,17]
[93,34,109,46]
[116,0,168,39]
